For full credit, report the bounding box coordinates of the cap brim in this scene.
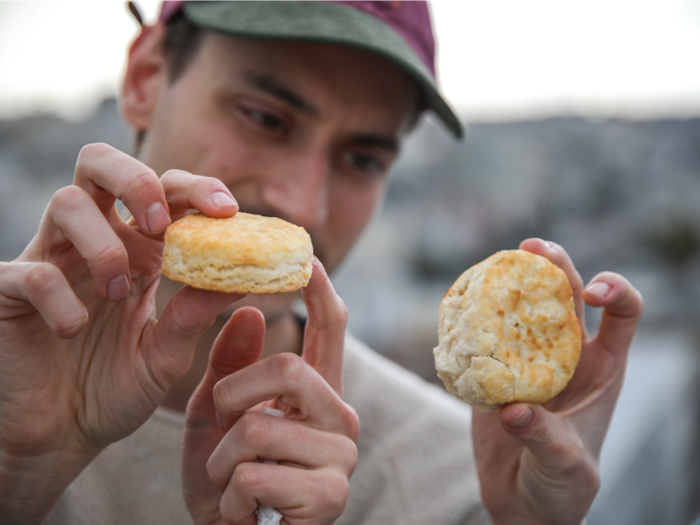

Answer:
[183,1,463,138]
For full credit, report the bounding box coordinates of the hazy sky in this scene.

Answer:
[1,1,700,121]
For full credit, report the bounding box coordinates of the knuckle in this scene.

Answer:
[160,168,187,182]
[334,297,349,326]
[123,167,160,197]
[213,380,232,413]
[338,437,359,475]
[232,462,263,495]
[23,262,60,294]
[55,309,88,338]
[77,142,111,163]
[217,493,240,525]
[49,185,88,213]
[340,403,361,442]
[525,419,554,447]
[93,242,127,270]
[309,295,348,332]
[345,410,360,443]
[555,443,585,473]
[321,473,350,518]
[206,456,228,491]
[586,460,601,495]
[167,296,202,337]
[199,174,229,194]
[271,352,305,381]
[237,413,269,447]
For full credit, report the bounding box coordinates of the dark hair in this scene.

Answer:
[163,11,205,83]
[133,12,204,154]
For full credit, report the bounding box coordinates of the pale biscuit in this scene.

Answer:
[433,249,582,410]
[161,212,313,294]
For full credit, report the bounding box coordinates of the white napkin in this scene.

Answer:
[255,407,286,525]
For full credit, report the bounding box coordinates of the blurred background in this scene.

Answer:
[1,1,699,523]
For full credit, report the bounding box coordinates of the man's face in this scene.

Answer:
[134,31,417,316]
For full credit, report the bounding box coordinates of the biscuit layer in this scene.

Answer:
[433,250,582,409]
[162,212,313,294]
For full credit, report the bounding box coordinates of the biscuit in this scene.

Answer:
[433,249,582,410]
[161,212,313,294]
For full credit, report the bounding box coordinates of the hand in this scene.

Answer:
[0,143,242,524]
[472,239,643,525]
[183,258,359,525]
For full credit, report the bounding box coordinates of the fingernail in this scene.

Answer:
[586,282,610,298]
[146,202,171,234]
[211,192,236,208]
[508,408,533,429]
[107,275,130,301]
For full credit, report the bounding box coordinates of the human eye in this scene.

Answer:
[237,103,289,137]
[341,150,388,180]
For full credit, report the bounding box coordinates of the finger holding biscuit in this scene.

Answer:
[462,242,643,525]
[301,257,349,396]
[73,142,171,237]
[160,169,239,223]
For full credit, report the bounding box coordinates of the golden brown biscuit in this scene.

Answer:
[433,249,582,410]
[161,212,313,294]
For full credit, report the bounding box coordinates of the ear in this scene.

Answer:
[121,24,168,130]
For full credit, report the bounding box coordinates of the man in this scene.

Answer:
[0,2,643,524]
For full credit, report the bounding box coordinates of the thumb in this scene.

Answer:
[500,403,600,522]
[145,286,243,390]
[500,404,586,469]
[186,306,266,430]
[301,257,348,396]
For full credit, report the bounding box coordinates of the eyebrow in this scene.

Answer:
[351,134,399,156]
[241,71,319,116]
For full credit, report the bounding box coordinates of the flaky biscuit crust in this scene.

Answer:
[161,212,313,294]
[433,250,582,409]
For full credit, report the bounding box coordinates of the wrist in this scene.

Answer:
[0,446,99,525]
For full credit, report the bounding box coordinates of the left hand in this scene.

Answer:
[472,238,643,525]
[182,258,359,525]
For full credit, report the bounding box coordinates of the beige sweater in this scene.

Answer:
[44,334,488,525]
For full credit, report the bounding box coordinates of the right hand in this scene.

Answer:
[182,259,359,525]
[0,143,241,523]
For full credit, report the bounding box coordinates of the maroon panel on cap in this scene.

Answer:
[158,1,435,78]
[337,1,435,78]
[159,1,185,23]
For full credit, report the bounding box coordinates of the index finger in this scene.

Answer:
[583,271,643,356]
[301,257,348,396]
[74,143,171,236]
[160,169,238,222]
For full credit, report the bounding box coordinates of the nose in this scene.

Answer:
[260,149,329,230]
